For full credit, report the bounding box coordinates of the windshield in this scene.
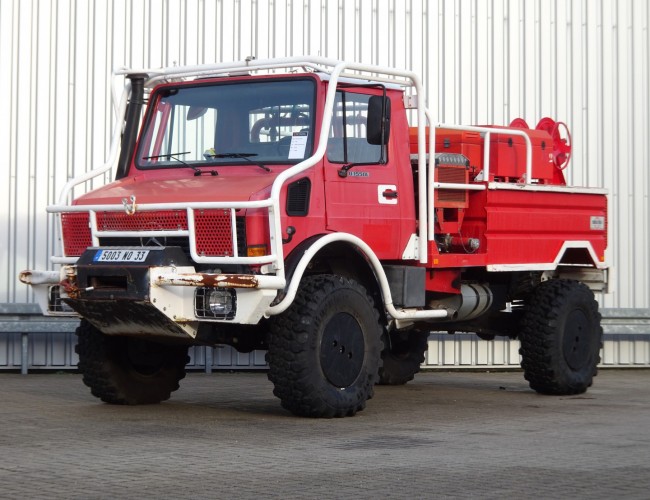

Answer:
[137,78,316,169]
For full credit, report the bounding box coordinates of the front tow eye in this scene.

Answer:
[282,226,296,244]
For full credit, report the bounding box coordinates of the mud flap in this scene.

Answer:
[67,299,193,338]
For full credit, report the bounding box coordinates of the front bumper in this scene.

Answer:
[20,247,283,339]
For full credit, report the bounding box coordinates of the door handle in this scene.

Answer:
[378,184,398,205]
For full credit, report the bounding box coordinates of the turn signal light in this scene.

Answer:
[247,245,267,258]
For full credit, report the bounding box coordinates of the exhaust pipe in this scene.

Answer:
[115,73,148,180]
[429,283,493,322]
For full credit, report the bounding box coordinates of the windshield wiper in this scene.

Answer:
[142,152,217,176]
[206,152,271,172]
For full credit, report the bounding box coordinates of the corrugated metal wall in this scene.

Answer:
[1,0,649,368]
[2,331,649,371]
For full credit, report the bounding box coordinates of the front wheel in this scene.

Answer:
[519,279,602,395]
[75,320,189,405]
[267,275,383,418]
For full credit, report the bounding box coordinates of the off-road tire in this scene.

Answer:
[519,279,602,395]
[75,320,189,405]
[267,275,383,418]
[377,330,429,385]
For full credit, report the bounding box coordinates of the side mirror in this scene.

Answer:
[367,95,391,145]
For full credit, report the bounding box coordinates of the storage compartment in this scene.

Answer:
[384,265,426,308]
[409,127,483,177]
[409,126,557,184]
[485,126,555,182]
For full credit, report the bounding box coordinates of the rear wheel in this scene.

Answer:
[519,279,602,395]
[75,319,189,405]
[267,275,383,418]
[377,330,429,385]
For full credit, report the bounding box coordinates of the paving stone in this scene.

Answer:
[1,370,649,499]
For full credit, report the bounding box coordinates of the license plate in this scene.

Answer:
[93,249,150,263]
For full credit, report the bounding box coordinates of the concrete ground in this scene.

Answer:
[1,369,649,499]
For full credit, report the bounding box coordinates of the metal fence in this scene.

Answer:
[2,308,648,373]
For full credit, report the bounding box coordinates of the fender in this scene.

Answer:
[265,232,447,322]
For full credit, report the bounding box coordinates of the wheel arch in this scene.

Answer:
[311,241,381,294]
[554,241,606,268]
[547,242,609,293]
[267,233,386,317]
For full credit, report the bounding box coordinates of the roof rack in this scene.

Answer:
[113,56,417,90]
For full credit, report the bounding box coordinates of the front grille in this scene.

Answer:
[194,209,234,257]
[63,209,248,262]
[96,210,188,231]
[61,213,92,256]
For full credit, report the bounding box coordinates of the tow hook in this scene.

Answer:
[282,226,296,244]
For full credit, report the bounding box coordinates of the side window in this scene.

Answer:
[327,91,386,164]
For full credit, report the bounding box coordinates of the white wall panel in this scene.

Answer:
[1,0,649,313]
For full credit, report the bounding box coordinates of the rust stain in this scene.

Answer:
[158,275,204,286]
[18,271,32,284]
[60,269,81,299]
[203,274,258,288]
[156,273,259,288]
[60,280,81,299]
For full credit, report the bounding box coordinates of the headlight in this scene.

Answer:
[195,287,236,320]
[208,289,233,315]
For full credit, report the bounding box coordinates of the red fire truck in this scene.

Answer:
[20,57,608,417]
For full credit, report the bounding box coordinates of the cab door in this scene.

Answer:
[323,89,411,260]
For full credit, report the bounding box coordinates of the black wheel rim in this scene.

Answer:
[320,312,365,388]
[563,309,591,371]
